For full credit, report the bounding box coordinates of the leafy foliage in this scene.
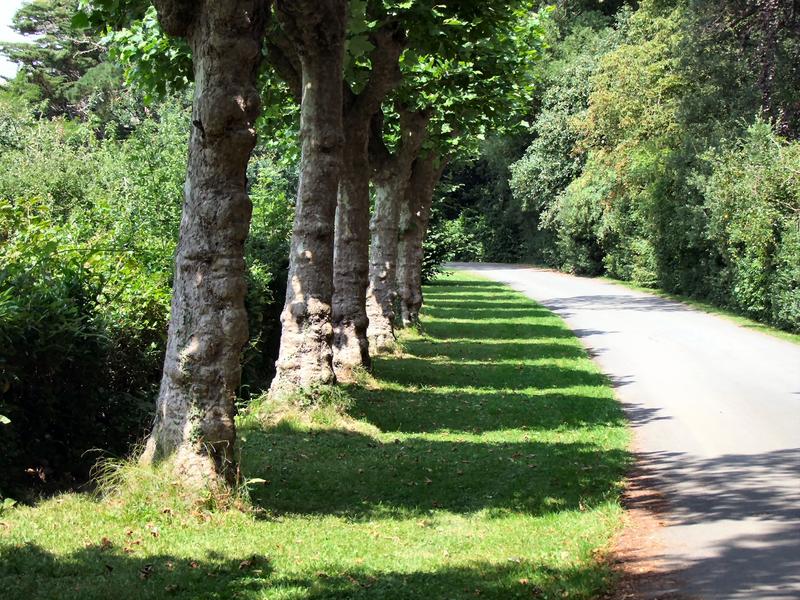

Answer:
[0,93,295,495]
[500,0,800,332]
[0,0,133,122]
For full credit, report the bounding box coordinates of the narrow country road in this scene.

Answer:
[452,263,800,600]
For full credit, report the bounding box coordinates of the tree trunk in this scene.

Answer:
[397,153,446,327]
[142,0,268,486]
[366,174,405,351]
[366,109,430,352]
[332,29,404,380]
[756,0,781,119]
[332,128,372,379]
[269,0,347,395]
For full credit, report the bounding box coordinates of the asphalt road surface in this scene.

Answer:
[452,263,800,600]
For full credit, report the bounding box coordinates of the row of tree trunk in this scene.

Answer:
[144,0,447,487]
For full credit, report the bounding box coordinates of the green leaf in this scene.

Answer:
[71,11,90,29]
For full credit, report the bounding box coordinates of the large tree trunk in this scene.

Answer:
[269,0,347,395]
[332,30,404,380]
[142,0,268,486]
[397,153,447,327]
[366,109,430,352]
[332,128,372,379]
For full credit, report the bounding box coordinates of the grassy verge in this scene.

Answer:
[599,275,800,346]
[0,273,630,600]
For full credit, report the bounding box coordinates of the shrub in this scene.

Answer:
[0,96,295,495]
[0,198,168,493]
[701,121,800,330]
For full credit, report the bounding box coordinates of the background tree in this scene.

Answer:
[0,0,122,120]
[267,0,348,395]
[331,8,406,380]
[367,2,547,345]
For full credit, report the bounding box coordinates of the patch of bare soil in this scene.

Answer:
[602,457,693,600]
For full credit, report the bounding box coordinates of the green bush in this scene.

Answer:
[0,198,168,491]
[0,95,295,494]
[506,0,800,335]
[701,121,800,330]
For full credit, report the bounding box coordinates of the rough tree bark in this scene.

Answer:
[397,153,447,327]
[366,108,431,352]
[142,0,268,486]
[269,0,348,395]
[332,28,404,380]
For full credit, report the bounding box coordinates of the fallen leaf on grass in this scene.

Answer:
[139,564,154,579]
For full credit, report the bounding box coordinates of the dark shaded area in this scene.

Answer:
[421,320,576,341]
[626,448,800,598]
[633,448,800,526]
[378,357,608,390]
[351,388,623,434]
[424,306,549,318]
[422,300,537,310]
[0,544,616,600]
[411,339,586,361]
[243,427,626,518]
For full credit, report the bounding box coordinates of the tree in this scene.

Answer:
[367,3,546,344]
[139,0,269,487]
[691,0,800,137]
[367,106,431,349]
[267,0,348,395]
[0,0,112,118]
[396,152,448,325]
[273,1,534,377]
[331,17,405,379]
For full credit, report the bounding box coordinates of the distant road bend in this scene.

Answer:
[452,263,800,600]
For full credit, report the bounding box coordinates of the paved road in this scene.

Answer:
[453,263,800,600]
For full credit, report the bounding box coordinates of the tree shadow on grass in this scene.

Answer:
[421,321,576,341]
[238,276,630,519]
[348,387,626,434]
[410,339,587,361]
[424,300,536,310]
[376,357,608,389]
[0,543,616,600]
[424,306,550,319]
[0,276,630,600]
[423,280,508,290]
[241,426,628,518]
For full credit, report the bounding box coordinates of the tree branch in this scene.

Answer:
[265,28,302,100]
[152,0,195,38]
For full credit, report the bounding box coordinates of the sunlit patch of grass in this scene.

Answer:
[0,273,630,599]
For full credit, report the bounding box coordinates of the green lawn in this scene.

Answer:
[0,273,630,599]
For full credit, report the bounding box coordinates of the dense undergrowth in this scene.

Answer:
[0,274,630,599]
[0,93,294,495]
[435,0,800,334]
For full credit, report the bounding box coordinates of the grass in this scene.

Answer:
[599,275,800,346]
[0,273,630,600]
